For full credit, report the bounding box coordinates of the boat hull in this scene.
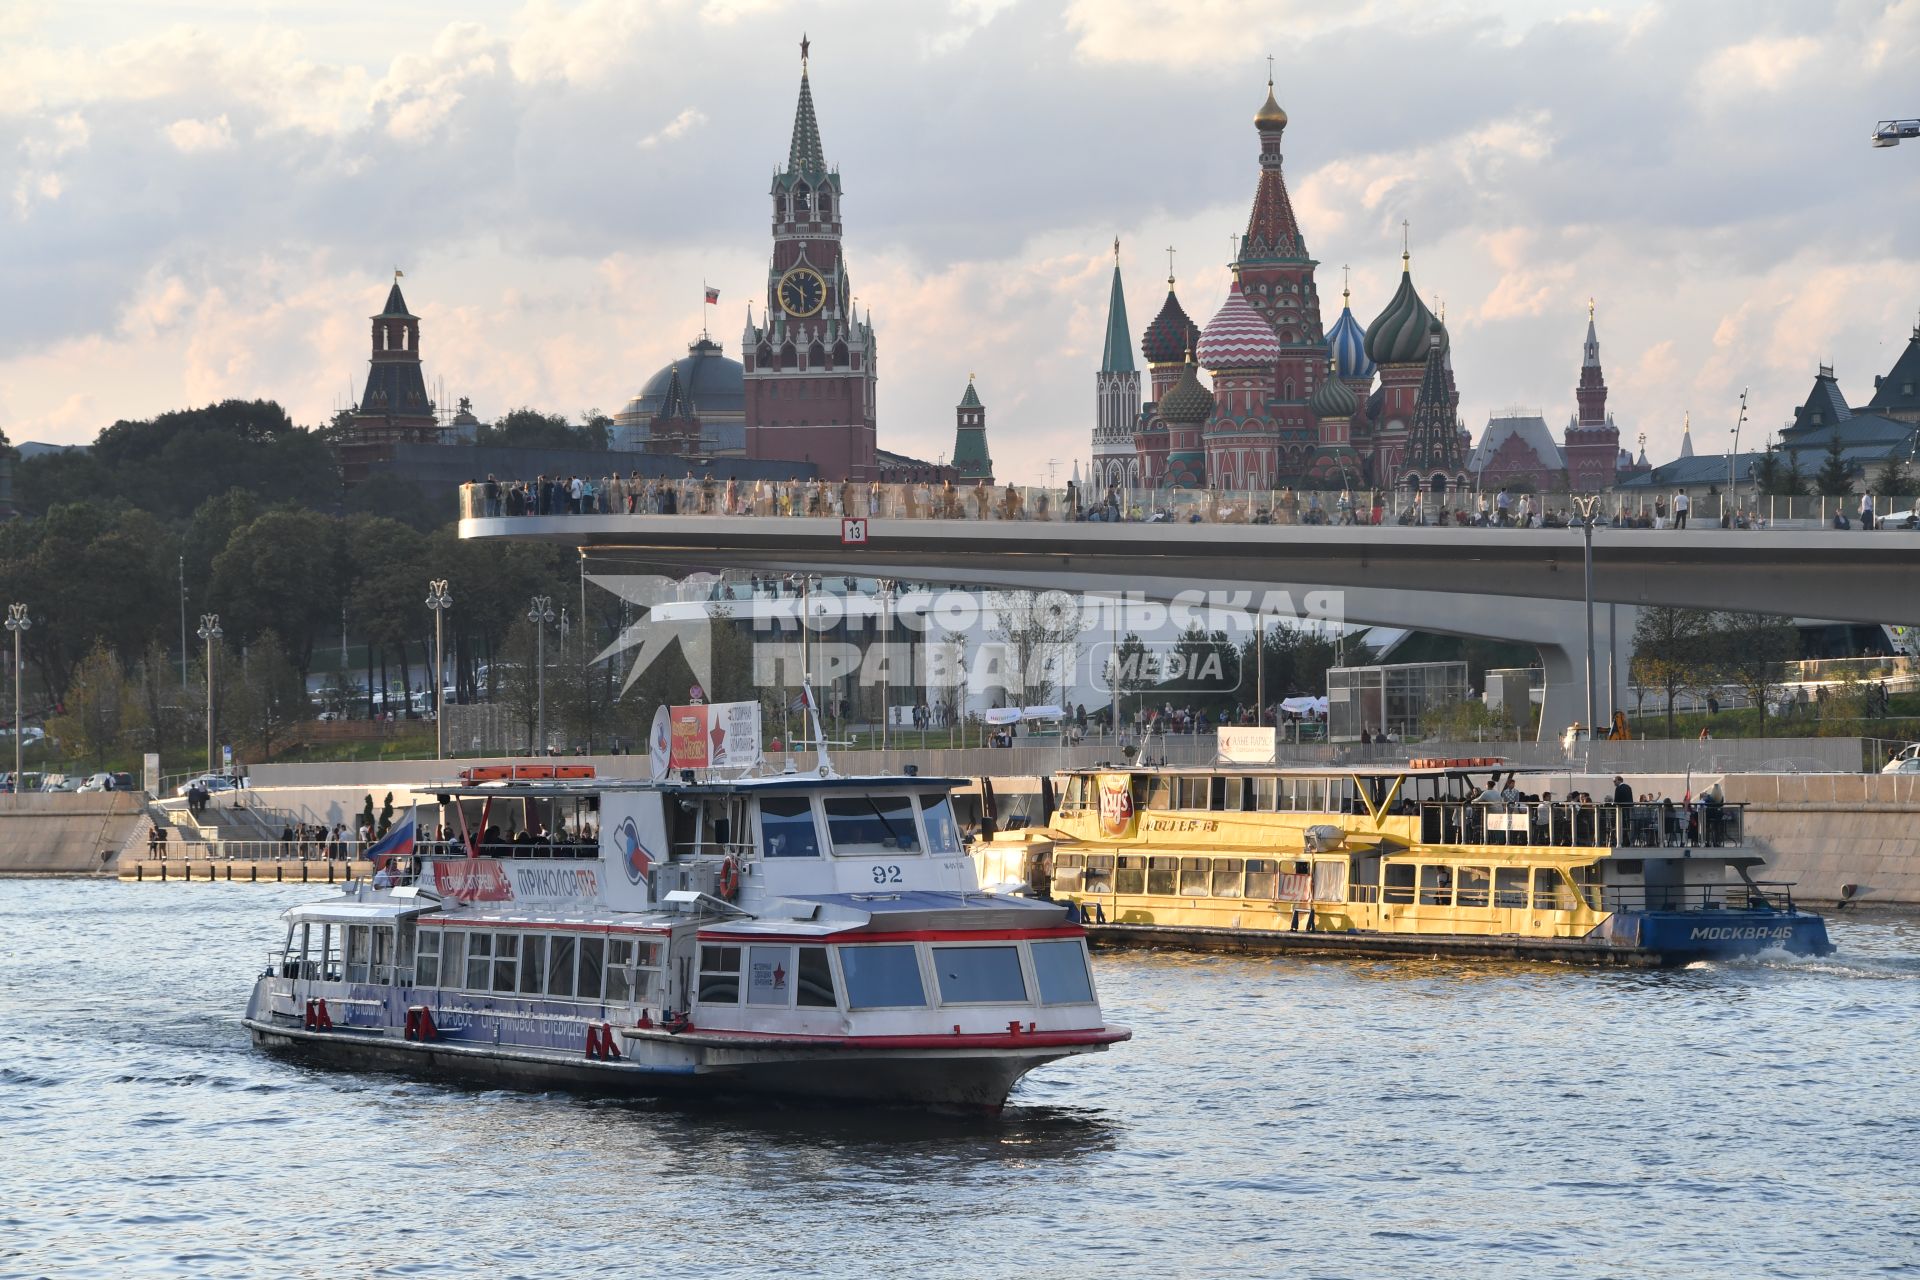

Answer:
[243,1017,1094,1112]
[1080,907,1833,969]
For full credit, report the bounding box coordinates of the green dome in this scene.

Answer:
[1364,259,1445,366]
[1309,371,1357,419]
[1159,357,1214,425]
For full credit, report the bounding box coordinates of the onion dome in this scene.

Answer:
[1326,289,1374,380]
[1255,84,1288,130]
[1159,353,1214,425]
[1141,282,1201,365]
[1196,282,1281,371]
[1309,361,1357,419]
[1364,255,1443,366]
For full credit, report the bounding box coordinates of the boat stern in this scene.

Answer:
[1593,907,1833,962]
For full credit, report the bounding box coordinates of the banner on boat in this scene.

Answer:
[432,859,513,903]
[667,700,762,771]
[1216,726,1276,765]
[1096,773,1136,838]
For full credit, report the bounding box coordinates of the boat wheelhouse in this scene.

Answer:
[243,768,1127,1110]
[985,761,1831,967]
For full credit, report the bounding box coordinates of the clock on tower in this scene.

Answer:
[741,38,878,481]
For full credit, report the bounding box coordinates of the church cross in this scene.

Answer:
[1266,54,1274,86]
[1166,244,1176,283]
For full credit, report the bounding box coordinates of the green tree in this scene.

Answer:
[1104,632,1151,727]
[208,509,344,673]
[47,642,132,768]
[475,408,606,452]
[988,590,1081,706]
[1707,612,1798,737]
[128,639,196,753]
[1630,607,1716,738]
[1754,447,1808,497]
[227,630,308,760]
[1813,433,1853,497]
[1870,453,1915,499]
[0,502,171,699]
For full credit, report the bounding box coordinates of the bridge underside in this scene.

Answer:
[463,514,1920,741]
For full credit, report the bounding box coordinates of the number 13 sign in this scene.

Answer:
[840,517,868,545]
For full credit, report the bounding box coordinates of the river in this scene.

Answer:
[3,882,1916,1279]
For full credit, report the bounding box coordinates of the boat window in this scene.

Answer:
[698,945,742,1004]
[1383,863,1416,904]
[1208,776,1227,810]
[919,793,962,855]
[465,932,492,989]
[825,795,922,855]
[1306,779,1327,812]
[440,932,464,989]
[519,934,548,995]
[491,933,519,994]
[840,944,927,1009]
[577,936,604,1001]
[548,935,577,998]
[1146,855,1178,895]
[760,795,821,858]
[1245,858,1279,898]
[345,925,371,984]
[1179,857,1210,896]
[932,945,1027,1004]
[1144,776,1173,810]
[1328,777,1353,812]
[1031,940,1095,1005]
[1212,857,1244,898]
[745,945,793,1006]
[1177,777,1210,810]
[1533,867,1573,911]
[1494,867,1528,907]
[605,938,635,1003]
[1456,866,1491,908]
[1612,859,1644,876]
[1062,775,1087,811]
[796,946,837,1008]
[1419,865,1453,907]
[1115,856,1146,895]
[371,927,393,984]
[1255,777,1279,812]
[1571,864,1602,911]
[1084,854,1114,894]
[1312,860,1347,903]
[414,928,440,986]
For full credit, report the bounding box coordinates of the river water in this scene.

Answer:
[3,881,1917,1279]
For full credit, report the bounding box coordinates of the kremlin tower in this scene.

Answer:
[1092,240,1142,492]
[1563,302,1621,491]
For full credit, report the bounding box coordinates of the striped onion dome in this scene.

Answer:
[1158,355,1215,425]
[1196,282,1281,371]
[1326,295,1374,380]
[1309,366,1357,419]
[1141,285,1201,365]
[1364,257,1444,366]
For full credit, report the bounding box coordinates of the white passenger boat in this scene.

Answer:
[242,762,1128,1111]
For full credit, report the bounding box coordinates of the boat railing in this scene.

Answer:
[1599,880,1798,914]
[1414,801,1745,849]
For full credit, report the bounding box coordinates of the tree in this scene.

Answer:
[1754,447,1807,498]
[987,590,1081,706]
[475,408,606,452]
[227,630,307,760]
[1871,453,1915,499]
[48,642,132,767]
[1707,612,1798,737]
[208,509,344,673]
[1813,432,1853,497]
[1103,632,1151,728]
[1630,607,1716,737]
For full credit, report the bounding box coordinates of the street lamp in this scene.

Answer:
[528,595,555,755]
[876,578,897,750]
[426,580,452,760]
[1870,118,1920,147]
[196,613,223,773]
[1568,496,1601,745]
[6,603,28,803]
[1727,388,1748,508]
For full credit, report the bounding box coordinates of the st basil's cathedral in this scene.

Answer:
[1092,77,1622,498]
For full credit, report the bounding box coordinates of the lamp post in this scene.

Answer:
[876,578,896,750]
[528,596,555,755]
[1569,496,1600,743]
[426,580,452,760]
[196,613,223,773]
[6,603,28,802]
[1727,388,1748,511]
[1870,118,1920,147]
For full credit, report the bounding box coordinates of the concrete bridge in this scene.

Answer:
[460,513,1920,738]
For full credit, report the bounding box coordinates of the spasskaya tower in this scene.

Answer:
[741,37,878,480]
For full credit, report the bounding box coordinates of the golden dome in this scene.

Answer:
[1255,85,1287,129]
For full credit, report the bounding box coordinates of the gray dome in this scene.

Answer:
[620,338,745,422]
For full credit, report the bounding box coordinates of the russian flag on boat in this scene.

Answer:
[367,813,415,870]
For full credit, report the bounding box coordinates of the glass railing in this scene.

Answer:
[456,481,1920,531]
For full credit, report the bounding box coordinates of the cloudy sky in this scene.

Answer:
[4,0,1919,479]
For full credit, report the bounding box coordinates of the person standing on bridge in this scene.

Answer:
[1673,488,1690,529]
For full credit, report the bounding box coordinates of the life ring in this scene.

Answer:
[716,855,741,901]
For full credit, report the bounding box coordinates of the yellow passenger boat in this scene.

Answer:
[975,761,1829,968]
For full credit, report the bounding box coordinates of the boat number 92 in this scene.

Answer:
[871,864,903,884]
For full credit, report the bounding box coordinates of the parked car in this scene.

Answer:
[76,772,117,792]
[41,774,82,792]
[1884,743,1920,774]
[174,773,239,798]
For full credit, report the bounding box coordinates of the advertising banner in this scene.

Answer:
[667,700,763,771]
[1217,725,1277,765]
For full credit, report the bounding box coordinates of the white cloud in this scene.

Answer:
[164,114,233,153]
[639,107,707,148]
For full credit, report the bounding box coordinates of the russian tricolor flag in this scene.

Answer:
[367,813,415,871]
